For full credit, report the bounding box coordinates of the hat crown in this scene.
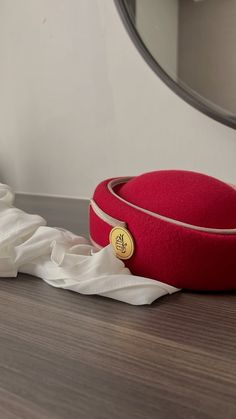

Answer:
[118,170,236,229]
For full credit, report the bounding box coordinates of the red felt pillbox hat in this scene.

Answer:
[89,170,236,291]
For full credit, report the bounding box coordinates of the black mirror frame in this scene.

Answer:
[114,0,236,130]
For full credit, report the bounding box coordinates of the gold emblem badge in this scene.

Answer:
[109,226,134,260]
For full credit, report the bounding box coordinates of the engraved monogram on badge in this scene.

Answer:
[115,233,127,254]
[109,226,134,260]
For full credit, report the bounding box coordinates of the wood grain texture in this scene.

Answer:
[0,275,235,419]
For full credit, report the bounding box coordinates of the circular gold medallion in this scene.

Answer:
[109,226,134,260]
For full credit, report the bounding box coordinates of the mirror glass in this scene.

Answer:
[119,0,236,128]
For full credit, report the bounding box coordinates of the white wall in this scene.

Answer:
[136,0,179,79]
[0,0,235,199]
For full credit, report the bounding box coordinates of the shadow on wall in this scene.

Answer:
[0,169,7,185]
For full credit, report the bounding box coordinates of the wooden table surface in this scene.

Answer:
[0,275,235,419]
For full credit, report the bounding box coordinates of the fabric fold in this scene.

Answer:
[0,183,180,305]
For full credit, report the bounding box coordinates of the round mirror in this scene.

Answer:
[114,0,236,129]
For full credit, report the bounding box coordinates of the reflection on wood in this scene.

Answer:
[0,274,235,418]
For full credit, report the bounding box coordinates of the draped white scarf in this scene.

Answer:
[0,183,179,305]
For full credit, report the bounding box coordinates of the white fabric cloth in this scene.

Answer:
[0,183,180,305]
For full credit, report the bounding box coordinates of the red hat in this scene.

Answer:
[89,170,236,291]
